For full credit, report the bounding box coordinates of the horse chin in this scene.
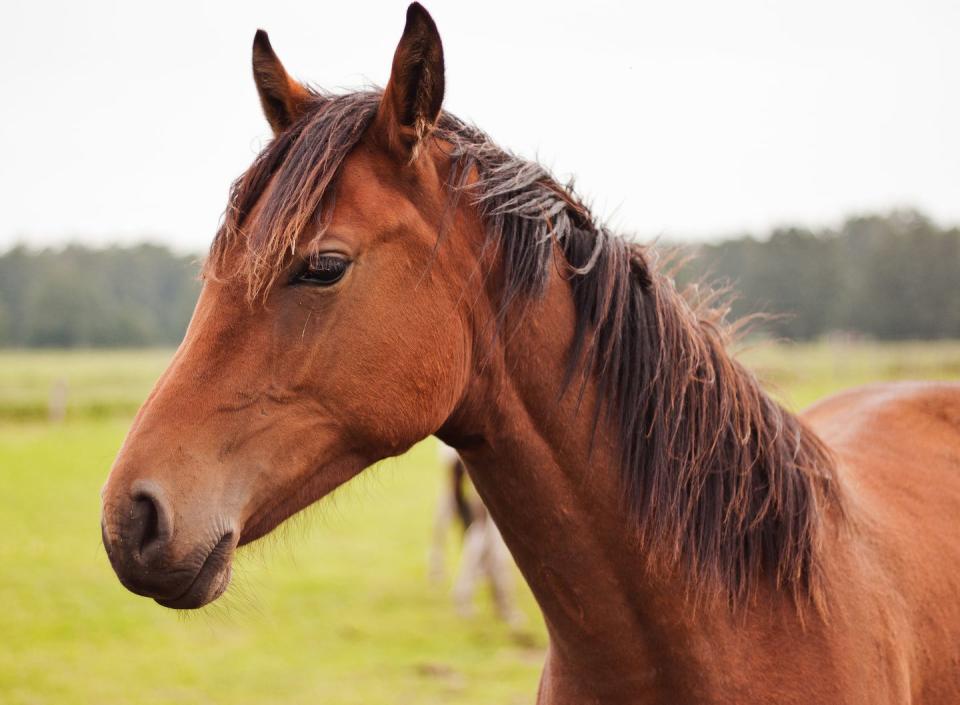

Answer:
[155,535,236,610]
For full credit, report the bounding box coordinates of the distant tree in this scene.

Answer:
[0,243,200,348]
[698,228,841,339]
[682,209,960,340]
[0,298,8,345]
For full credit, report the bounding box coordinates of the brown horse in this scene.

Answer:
[101,5,960,703]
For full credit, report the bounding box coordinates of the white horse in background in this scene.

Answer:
[429,442,523,627]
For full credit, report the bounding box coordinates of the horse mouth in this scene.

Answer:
[156,532,236,610]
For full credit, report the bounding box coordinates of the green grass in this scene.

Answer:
[0,349,173,420]
[0,422,545,705]
[1,341,959,704]
[738,338,960,408]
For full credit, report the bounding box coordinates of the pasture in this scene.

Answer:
[2,341,959,704]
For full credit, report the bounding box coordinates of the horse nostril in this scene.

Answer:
[130,489,170,561]
[135,497,159,554]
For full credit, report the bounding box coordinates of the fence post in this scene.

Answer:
[48,377,68,423]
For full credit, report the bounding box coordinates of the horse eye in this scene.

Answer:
[296,255,349,286]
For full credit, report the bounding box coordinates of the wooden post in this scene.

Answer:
[48,377,68,423]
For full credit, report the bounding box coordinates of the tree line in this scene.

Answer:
[0,244,199,347]
[684,209,960,340]
[0,210,957,347]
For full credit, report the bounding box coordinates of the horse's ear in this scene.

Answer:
[373,3,445,160]
[252,30,311,136]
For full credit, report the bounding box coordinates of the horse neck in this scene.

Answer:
[439,263,695,695]
[438,244,837,698]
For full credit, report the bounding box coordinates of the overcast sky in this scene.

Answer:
[2,0,958,252]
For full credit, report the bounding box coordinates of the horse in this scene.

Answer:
[429,442,522,625]
[100,4,960,703]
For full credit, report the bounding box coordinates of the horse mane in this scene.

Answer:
[207,90,843,607]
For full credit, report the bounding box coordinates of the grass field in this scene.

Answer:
[0,349,174,421]
[1,341,959,704]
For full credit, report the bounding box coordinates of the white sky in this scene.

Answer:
[2,0,958,252]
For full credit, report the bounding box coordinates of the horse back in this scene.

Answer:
[803,381,960,704]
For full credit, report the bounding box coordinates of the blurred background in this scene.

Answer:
[1,1,958,703]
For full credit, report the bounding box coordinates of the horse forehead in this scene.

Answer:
[329,147,435,237]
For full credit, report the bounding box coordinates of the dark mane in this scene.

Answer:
[208,90,842,607]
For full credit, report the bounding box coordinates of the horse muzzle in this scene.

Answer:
[101,480,237,609]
